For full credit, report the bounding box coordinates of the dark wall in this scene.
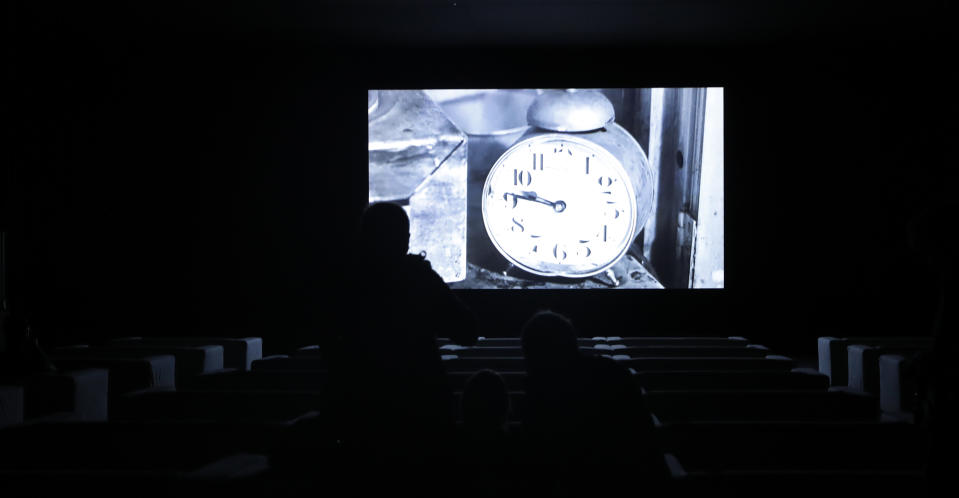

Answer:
[5,1,955,355]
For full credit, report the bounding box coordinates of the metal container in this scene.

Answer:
[426,90,540,271]
[368,90,468,282]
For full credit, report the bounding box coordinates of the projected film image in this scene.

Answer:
[368,89,724,289]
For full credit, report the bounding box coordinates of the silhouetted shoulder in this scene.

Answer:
[580,355,648,423]
[401,253,442,282]
[405,253,433,269]
[400,254,478,346]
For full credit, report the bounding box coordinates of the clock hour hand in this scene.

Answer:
[505,191,567,213]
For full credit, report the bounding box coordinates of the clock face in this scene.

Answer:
[482,134,638,278]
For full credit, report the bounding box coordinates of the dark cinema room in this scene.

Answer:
[2,1,957,497]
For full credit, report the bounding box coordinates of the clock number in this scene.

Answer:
[604,207,622,220]
[532,153,544,171]
[589,225,608,243]
[575,244,592,258]
[598,176,614,187]
[514,169,532,186]
[575,241,592,259]
[511,217,525,233]
[553,244,567,261]
[585,157,590,175]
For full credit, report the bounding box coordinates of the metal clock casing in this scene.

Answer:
[481,122,654,278]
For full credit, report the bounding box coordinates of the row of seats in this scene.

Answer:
[439,335,751,346]
[818,336,933,421]
[1,336,270,496]
[183,365,829,395]
[440,345,772,357]
[1,334,929,497]
[0,368,109,425]
[654,336,927,496]
[256,334,925,494]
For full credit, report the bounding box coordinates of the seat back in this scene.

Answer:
[645,389,878,422]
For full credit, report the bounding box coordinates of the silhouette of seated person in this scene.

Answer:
[519,310,664,480]
[459,369,512,455]
[334,202,478,461]
[452,369,520,496]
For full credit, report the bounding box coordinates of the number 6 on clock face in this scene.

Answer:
[482,134,639,278]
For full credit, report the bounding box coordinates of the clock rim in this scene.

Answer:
[481,133,639,278]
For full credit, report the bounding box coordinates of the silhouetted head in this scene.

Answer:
[521,310,580,371]
[462,369,510,433]
[359,202,411,260]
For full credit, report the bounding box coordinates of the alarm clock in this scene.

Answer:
[481,90,655,278]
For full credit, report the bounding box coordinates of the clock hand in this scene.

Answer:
[520,191,568,213]
[505,192,567,212]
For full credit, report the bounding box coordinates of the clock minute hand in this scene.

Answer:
[508,191,567,213]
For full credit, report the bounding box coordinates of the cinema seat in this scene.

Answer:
[0,470,180,498]
[0,449,268,498]
[440,345,769,359]
[635,368,830,391]
[657,420,924,471]
[817,336,934,386]
[442,337,522,346]
[440,336,753,347]
[180,452,269,495]
[0,385,24,428]
[97,343,224,382]
[2,368,109,423]
[440,345,524,356]
[49,351,176,393]
[447,371,527,390]
[0,420,239,467]
[33,368,108,422]
[624,356,795,372]
[109,337,263,371]
[111,389,324,423]
[847,344,930,395]
[585,346,769,358]
[614,337,750,347]
[441,356,527,372]
[644,389,878,423]
[251,355,326,372]
[183,369,327,392]
[879,354,917,421]
[443,355,796,373]
[0,417,317,477]
[294,345,323,357]
[664,452,925,498]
